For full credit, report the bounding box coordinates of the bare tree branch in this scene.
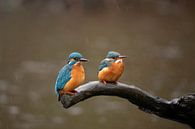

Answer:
[60,81,195,128]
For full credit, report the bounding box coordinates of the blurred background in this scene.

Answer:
[0,0,195,129]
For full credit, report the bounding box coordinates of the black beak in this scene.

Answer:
[119,55,127,58]
[79,58,88,62]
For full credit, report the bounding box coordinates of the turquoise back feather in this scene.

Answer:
[55,61,76,100]
[98,51,122,71]
[106,51,120,58]
[68,52,83,61]
[98,59,112,71]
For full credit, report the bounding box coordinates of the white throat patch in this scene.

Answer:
[115,59,123,63]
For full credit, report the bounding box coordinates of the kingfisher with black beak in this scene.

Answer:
[98,51,127,84]
[55,52,88,101]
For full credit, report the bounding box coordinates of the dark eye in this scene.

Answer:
[74,57,79,61]
[112,57,117,60]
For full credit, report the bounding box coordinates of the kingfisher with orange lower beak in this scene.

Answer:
[98,51,127,84]
[55,52,88,101]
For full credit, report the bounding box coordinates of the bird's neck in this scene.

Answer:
[68,61,77,66]
[115,59,123,64]
[69,61,82,66]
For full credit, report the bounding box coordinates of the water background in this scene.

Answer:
[0,1,195,129]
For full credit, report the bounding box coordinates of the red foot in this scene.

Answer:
[100,80,118,85]
[100,80,107,85]
[72,90,78,93]
[60,90,76,96]
[65,91,76,95]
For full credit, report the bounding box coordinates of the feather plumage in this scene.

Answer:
[98,59,112,71]
[55,61,76,100]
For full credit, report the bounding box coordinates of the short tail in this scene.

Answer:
[55,86,61,101]
[58,95,61,101]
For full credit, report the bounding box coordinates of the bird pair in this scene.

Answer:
[55,51,127,101]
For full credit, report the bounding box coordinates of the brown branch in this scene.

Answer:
[60,81,195,128]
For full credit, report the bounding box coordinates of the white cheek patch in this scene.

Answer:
[75,62,80,65]
[69,61,80,65]
[115,59,123,63]
[105,58,111,61]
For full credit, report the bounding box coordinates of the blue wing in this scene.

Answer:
[55,64,72,100]
[98,59,111,71]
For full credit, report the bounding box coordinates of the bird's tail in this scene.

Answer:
[55,84,61,101]
[58,95,61,101]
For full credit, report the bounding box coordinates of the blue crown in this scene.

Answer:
[68,52,83,61]
[106,51,120,58]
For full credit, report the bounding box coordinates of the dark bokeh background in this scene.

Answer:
[0,0,195,129]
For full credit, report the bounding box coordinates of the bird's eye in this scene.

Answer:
[74,57,79,61]
[112,57,117,60]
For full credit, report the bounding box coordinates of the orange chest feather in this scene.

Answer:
[71,62,85,84]
[98,61,124,82]
[109,62,124,74]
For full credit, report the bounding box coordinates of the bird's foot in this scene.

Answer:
[60,90,76,96]
[65,92,75,96]
[100,80,118,85]
[71,90,78,93]
[101,80,107,85]
[65,91,76,95]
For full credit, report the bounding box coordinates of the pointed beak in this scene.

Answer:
[79,57,88,62]
[119,55,127,58]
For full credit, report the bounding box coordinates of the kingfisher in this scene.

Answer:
[98,51,127,84]
[55,52,88,101]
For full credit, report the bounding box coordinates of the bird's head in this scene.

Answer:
[106,51,127,60]
[68,52,88,63]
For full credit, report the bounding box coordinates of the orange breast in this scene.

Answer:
[64,62,85,92]
[98,60,124,82]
